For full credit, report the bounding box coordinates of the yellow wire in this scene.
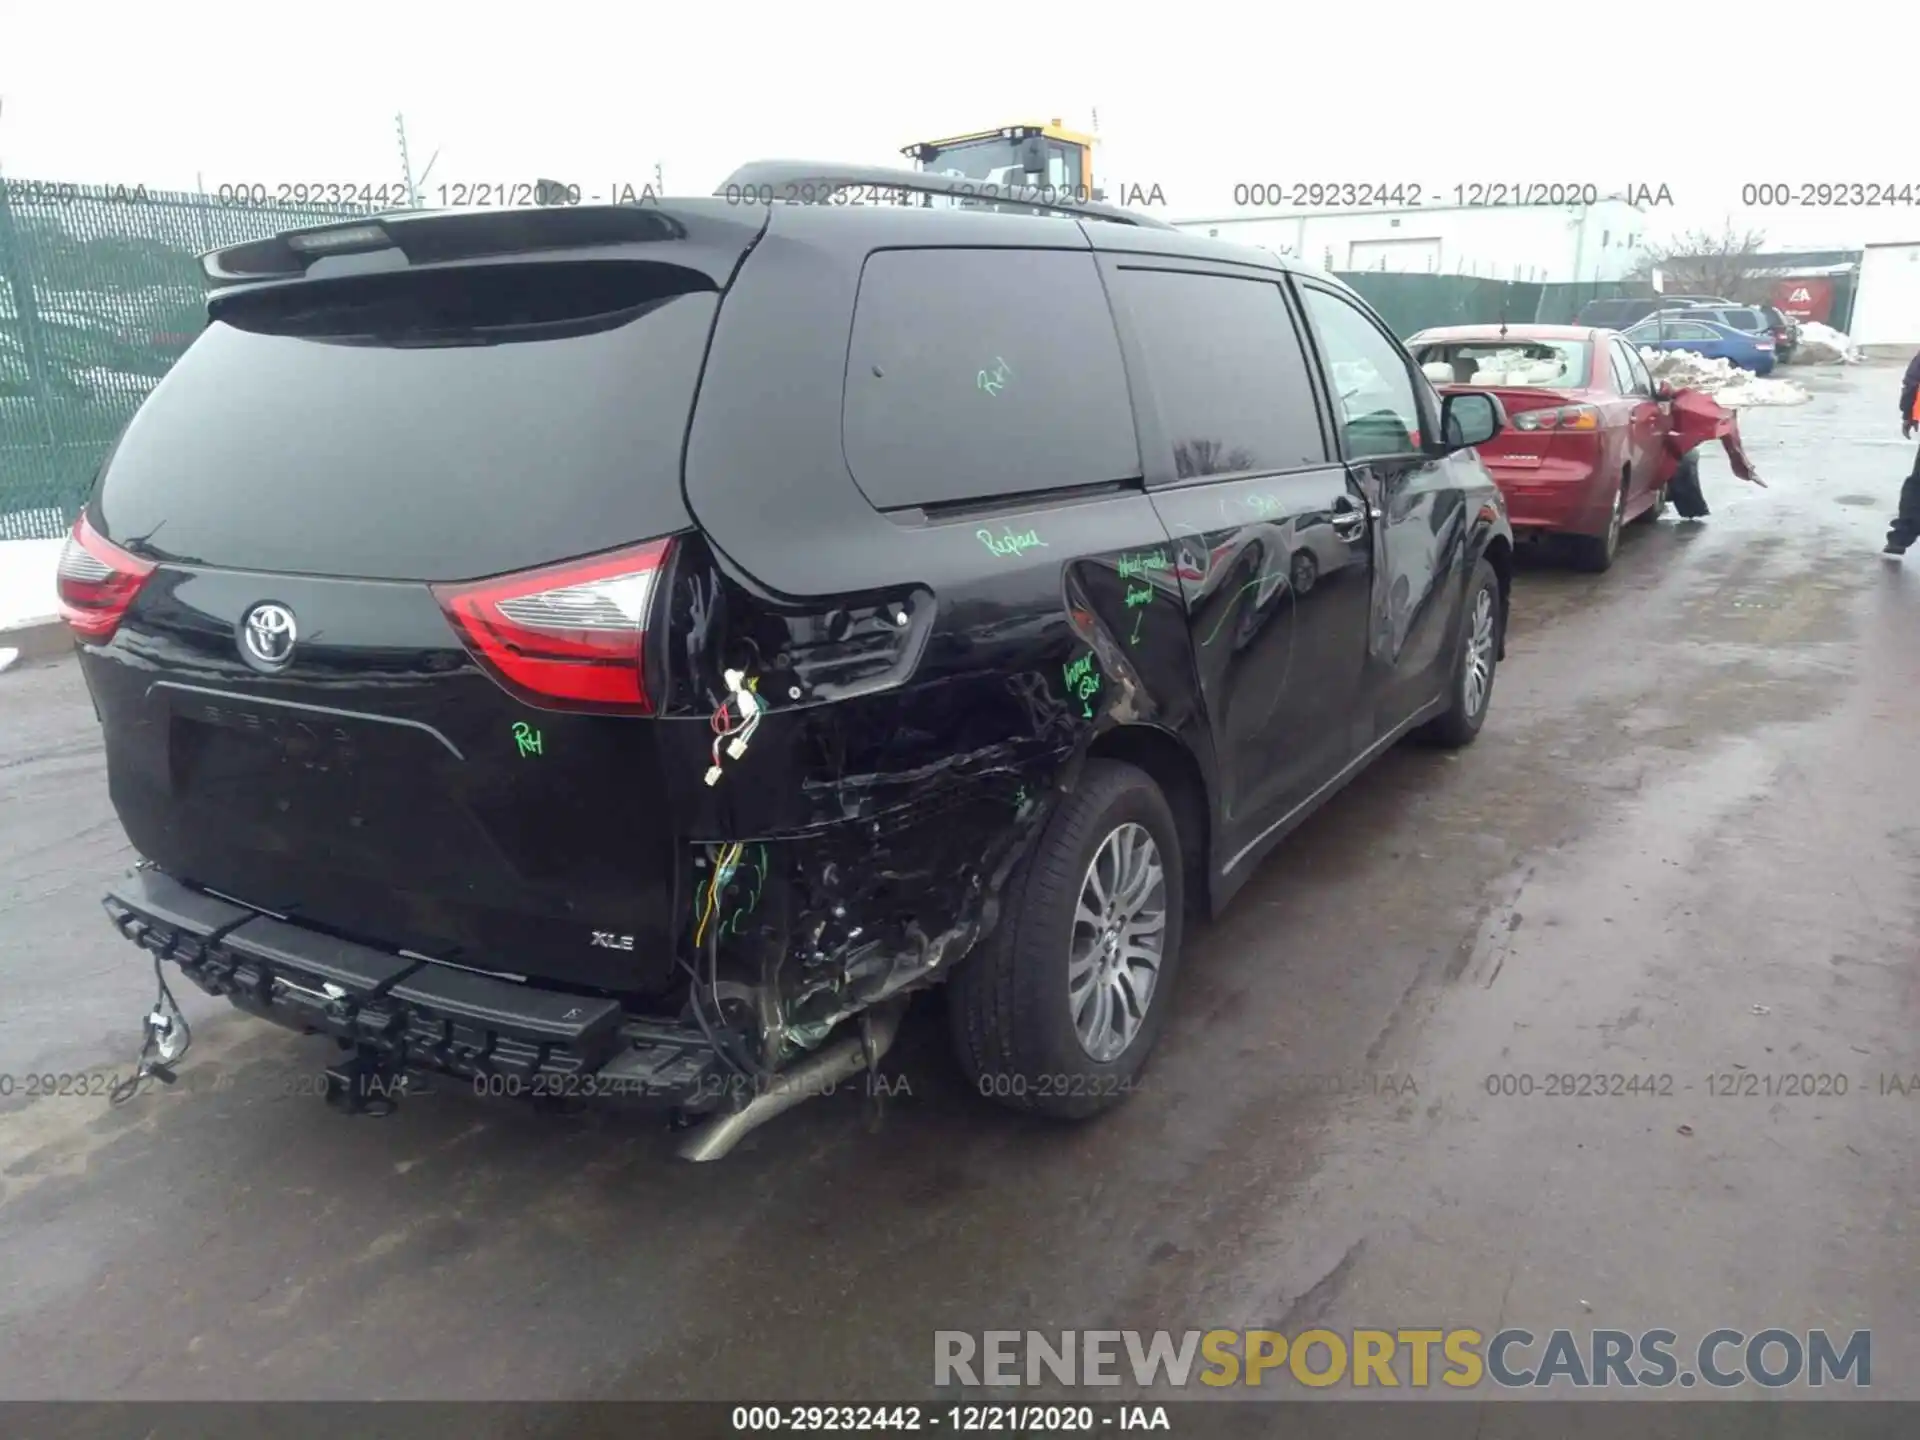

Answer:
[693,841,744,948]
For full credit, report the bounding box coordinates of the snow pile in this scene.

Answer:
[1714,375,1816,408]
[1637,347,1810,408]
[1788,321,1864,365]
[0,537,65,630]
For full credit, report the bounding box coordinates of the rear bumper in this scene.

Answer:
[1485,467,1612,538]
[102,867,726,1108]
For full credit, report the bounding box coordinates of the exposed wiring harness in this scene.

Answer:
[108,952,191,1106]
[692,841,745,951]
[683,840,771,1082]
[703,669,762,786]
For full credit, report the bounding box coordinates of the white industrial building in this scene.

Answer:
[1848,242,1920,348]
[1173,198,1651,283]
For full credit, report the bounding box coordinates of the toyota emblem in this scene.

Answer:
[240,602,298,671]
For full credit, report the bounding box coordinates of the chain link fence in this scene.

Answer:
[0,180,376,539]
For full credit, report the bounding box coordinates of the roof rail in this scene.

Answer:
[716,159,1180,232]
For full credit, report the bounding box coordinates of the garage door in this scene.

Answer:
[1347,238,1442,273]
[1850,244,1920,346]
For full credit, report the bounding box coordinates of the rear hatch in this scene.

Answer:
[70,204,765,997]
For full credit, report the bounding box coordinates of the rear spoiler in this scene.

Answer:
[198,201,766,293]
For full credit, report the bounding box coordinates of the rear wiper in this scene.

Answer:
[117,526,202,566]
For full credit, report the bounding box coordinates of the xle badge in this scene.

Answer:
[590,931,635,951]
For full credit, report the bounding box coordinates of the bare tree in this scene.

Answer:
[1630,222,1781,303]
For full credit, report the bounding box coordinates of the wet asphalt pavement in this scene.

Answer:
[2,362,1917,1406]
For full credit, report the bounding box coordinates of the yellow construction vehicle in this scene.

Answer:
[900,120,1102,201]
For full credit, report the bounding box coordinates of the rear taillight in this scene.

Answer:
[431,538,675,713]
[56,512,156,643]
[1512,404,1601,432]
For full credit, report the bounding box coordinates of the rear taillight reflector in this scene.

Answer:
[56,513,156,643]
[431,539,675,713]
[1513,403,1600,432]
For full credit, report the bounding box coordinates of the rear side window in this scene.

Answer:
[97,263,717,581]
[842,248,1139,509]
[1724,309,1764,330]
[1617,341,1653,395]
[1114,269,1326,479]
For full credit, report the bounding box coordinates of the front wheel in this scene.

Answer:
[1418,558,1501,749]
[948,759,1185,1120]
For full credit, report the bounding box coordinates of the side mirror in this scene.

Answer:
[1439,391,1504,450]
[1017,136,1049,182]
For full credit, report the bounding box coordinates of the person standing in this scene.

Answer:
[1886,349,1920,557]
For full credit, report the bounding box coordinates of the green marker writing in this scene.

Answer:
[978,526,1049,558]
[511,721,544,758]
[1117,550,1170,580]
[1062,653,1102,716]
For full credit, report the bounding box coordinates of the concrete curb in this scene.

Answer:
[0,617,73,666]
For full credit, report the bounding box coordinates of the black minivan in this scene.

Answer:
[68,164,1514,1154]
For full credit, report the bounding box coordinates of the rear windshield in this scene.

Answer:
[95,263,716,581]
[1412,340,1591,389]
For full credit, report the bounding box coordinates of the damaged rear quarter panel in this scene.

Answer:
[654,210,1220,1058]
[651,532,1216,1058]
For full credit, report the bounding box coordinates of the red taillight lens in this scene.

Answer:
[56,512,155,643]
[1512,403,1599,432]
[431,539,674,713]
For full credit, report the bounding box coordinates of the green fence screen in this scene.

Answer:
[0,180,376,540]
[1334,274,1642,338]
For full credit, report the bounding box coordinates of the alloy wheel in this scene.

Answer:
[1463,586,1496,718]
[1068,822,1168,1063]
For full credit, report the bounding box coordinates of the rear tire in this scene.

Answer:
[1418,558,1501,749]
[948,760,1185,1120]
[1570,477,1628,572]
[1641,483,1668,523]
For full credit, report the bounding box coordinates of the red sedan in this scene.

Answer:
[1408,323,1673,572]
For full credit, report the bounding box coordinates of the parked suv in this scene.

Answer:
[67,166,1514,1154]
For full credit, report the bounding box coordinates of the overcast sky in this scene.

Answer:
[2,2,1909,252]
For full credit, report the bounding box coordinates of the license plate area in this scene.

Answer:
[162,701,475,882]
